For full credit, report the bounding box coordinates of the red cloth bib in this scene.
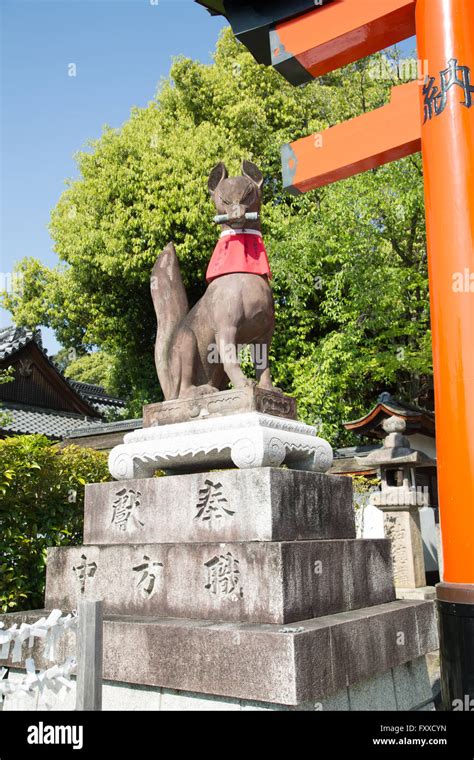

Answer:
[206,232,272,283]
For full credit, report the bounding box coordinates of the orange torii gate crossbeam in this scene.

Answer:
[281,81,421,193]
[271,0,417,84]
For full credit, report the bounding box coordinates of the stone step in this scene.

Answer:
[0,600,437,706]
[84,468,355,545]
[45,539,395,624]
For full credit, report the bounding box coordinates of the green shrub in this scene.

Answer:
[0,434,110,612]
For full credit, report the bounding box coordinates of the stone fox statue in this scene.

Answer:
[151,160,277,400]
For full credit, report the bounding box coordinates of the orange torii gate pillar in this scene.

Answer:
[416,0,474,710]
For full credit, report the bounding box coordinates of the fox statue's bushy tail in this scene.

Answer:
[150,242,188,400]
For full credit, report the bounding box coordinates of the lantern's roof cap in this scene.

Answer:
[360,448,435,468]
[357,415,436,468]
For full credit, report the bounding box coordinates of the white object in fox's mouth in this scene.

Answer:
[220,229,262,238]
[213,211,259,224]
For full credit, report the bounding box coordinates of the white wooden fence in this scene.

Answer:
[0,600,103,711]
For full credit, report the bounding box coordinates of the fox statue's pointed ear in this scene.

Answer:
[208,162,228,194]
[242,160,264,190]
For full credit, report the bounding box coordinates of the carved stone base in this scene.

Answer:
[84,469,355,545]
[108,412,333,480]
[44,538,394,624]
[143,387,297,427]
[0,601,437,706]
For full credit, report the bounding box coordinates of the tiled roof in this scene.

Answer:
[344,392,435,439]
[1,403,103,440]
[0,326,40,360]
[69,380,111,398]
[65,418,143,438]
[69,380,126,415]
[375,391,434,418]
[0,326,126,418]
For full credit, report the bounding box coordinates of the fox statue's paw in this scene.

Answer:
[258,382,284,394]
[229,378,258,390]
[180,384,220,399]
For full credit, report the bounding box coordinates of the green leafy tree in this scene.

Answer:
[64,351,118,393]
[0,368,14,427]
[2,33,431,444]
[0,435,110,612]
[51,346,79,374]
[0,369,15,384]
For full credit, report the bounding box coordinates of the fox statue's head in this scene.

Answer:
[208,160,263,230]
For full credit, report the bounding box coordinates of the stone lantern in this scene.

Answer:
[358,416,436,598]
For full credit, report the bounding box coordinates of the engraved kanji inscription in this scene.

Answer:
[204,551,243,601]
[111,488,144,533]
[195,479,235,522]
[72,554,98,594]
[132,555,163,599]
[423,59,474,122]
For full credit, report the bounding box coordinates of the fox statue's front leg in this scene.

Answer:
[254,329,275,391]
[215,327,257,390]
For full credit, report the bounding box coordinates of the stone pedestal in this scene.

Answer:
[84,469,355,544]
[370,488,430,591]
[0,604,437,709]
[45,537,395,624]
[1,400,438,710]
[380,506,426,589]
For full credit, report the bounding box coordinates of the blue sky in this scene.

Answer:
[1,0,416,355]
[0,0,226,353]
